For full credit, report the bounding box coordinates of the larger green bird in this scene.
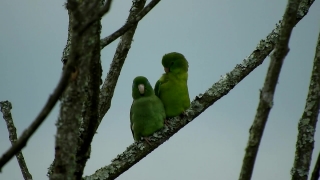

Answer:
[130,76,165,144]
[154,52,190,118]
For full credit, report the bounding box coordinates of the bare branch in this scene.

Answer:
[0,0,138,175]
[49,0,114,178]
[47,5,75,177]
[0,0,108,172]
[78,0,113,35]
[51,0,150,178]
[239,0,302,179]
[74,4,103,180]
[311,151,320,180]
[100,0,161,49]
[98,0,146,126]
[0,101,33,180]
[83,1,314,179]
[50,0,101,179]
[290,21,320,180]
[0,62,74,171]
[84,45,269,180]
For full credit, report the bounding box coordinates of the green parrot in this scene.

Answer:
[130,76,165,144]
[154,52,190,118]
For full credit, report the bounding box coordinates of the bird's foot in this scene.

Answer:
[164,119,170,127]
[179,111,187,118]
[144,137,152,146]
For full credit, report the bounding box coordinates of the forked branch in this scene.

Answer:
[291,17,320,180]
[83,1,314,179]
[239,0,302,179]
[0,101,32,180]
[100,0,161,49]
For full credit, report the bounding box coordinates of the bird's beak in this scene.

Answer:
[138,84,145,94]
[164,67,169,73]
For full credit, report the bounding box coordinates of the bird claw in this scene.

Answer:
[144,137,152,146]
[164,119,170,127]
[179,111,187,118]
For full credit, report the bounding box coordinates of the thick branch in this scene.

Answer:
[48,0,116,178]
[310,151,320,180]
[83,3,313,179]
[290,20,320,180]
[49,0,105,179]
[50,12,83,180]
[98,0,146,124]
[78,0,113,35]
[0,0,115,172]
[0,101,33,180]
[239,0,302,179]
[75,2,103,180]
[100,0,161,49]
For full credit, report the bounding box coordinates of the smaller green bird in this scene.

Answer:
[130,76,165,144]
[154,52,190,118]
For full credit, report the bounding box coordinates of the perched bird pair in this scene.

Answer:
[130,52,190,144]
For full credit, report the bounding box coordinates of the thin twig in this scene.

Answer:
[239,0,302,179]
[0,0,113,172]
[83,1,314,177]
[0,101,33,180]
[291,22,320,180]
[311,151,320,180]
[98,0,146,125]
[100,0,161,49]
[0,64,73,171]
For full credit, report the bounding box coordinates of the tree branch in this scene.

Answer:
[52,0,148,178]
[100,0,161,49]
[239,0,302,179]
[50,14,84,180]
[290,20,320,180]
[0,0,114,172]
[98,0,146,126]
[0,60,74,171]
[83,1,314,178]
[48,0,110,179]
[84,1,314,179]
[0,101,33,180]
[84,44,270,180]
[74,1,103,179]
[310,151,320,180]
[78,0,113,35]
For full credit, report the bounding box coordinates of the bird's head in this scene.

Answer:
[132,76,154,99]
[161,52,188,74]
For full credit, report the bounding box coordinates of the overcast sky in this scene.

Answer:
[1,0,320,180]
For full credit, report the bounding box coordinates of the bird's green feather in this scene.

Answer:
[155,52,190,118]
[130,76,165,141]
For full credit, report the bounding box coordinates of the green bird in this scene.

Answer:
[154,52,190,118]
[130,76,165,144]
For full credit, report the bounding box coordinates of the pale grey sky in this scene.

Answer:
[1,0,320,180]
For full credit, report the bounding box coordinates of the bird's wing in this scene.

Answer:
[154,80,161,97]
[130,101,134,138]
[155,75,170,97]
